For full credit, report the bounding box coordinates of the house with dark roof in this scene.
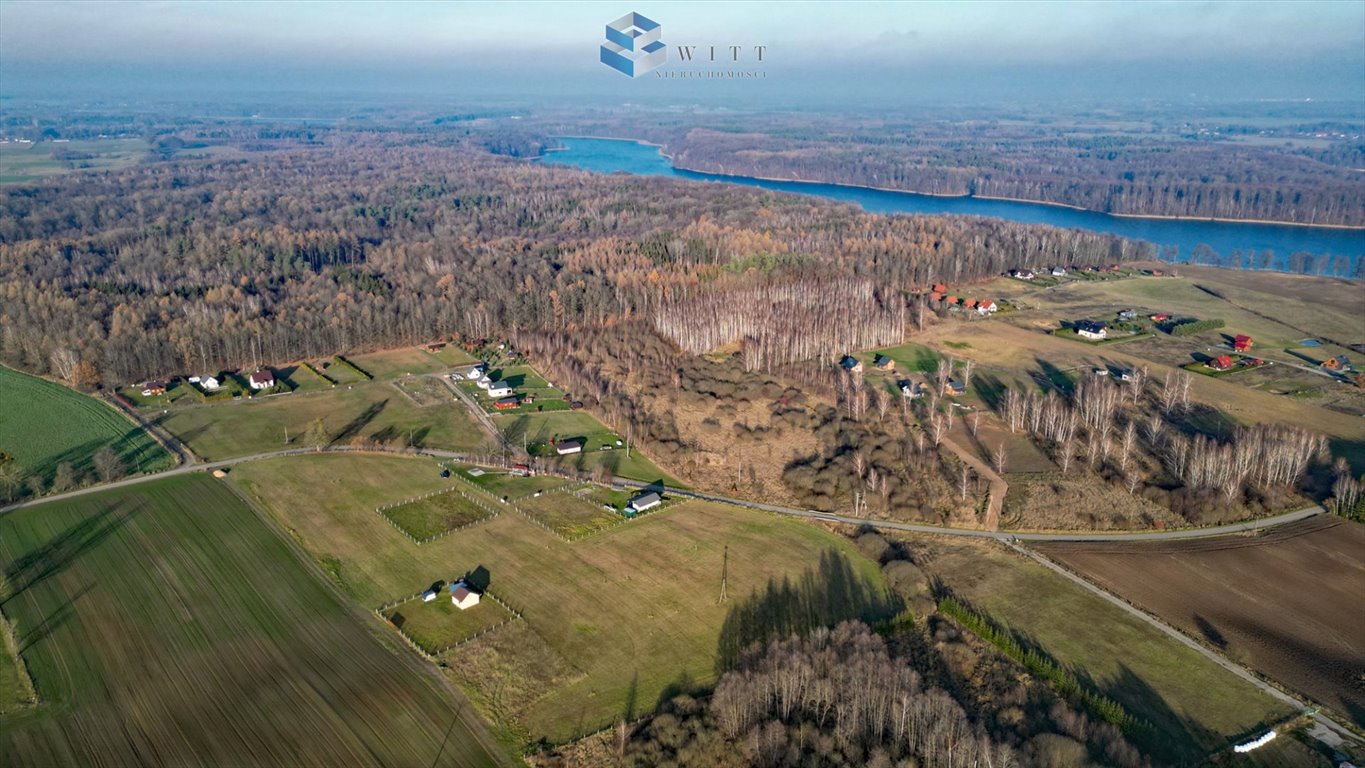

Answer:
[946,379,967,396]
[449,581,481,610]
[625,491,662,516]
[873,354,895,371]
[493,396,519,410]
[839,355,863,373]
[554,438,584,455]
[248,369,275,390]
[1075,321,1107,341]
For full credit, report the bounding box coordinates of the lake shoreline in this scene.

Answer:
[545,135,1365,232]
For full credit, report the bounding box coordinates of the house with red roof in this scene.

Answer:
[1233,335,1254,352]
[1208,355,1235,372]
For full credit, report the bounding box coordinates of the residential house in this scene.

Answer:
[1208,355,1235,372]
[1010,269,1035,280]
[464,364,487,380]
[976,299,998,315]
[493,396,519,410]
[1233,335,1254,352]
[946,379,967,396]
[625,491,662,516]
[1322,355,1351,372]
[449,581,481,610]
[486,382,513,398]
[1118,369,1136,382]
[1117,309,1137,321]
[476,375,492,389]
[141,381,167,397]
[1051,266,1067,277]
[248,369,275,390]
[873,354,895,371]
[1075,321,1107,341]
[200,375,221,391]
[839,355,863,373]
[899,380,924,399]
[554,438,584,455]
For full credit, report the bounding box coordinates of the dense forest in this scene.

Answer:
[0,142,1148,385]
[539,111,1365,227]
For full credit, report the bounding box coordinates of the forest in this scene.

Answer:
[0,140,1147,385]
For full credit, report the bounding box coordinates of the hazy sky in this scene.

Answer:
[2,0,1363,106]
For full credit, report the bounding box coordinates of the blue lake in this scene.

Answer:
[539,137,1364,275]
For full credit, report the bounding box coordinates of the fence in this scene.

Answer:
[374,587,525,658]
[375,486,499,545]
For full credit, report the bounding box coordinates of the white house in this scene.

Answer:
[1075,321,1108,341]
[1051,266,1067,277]
[976,300,998,315]
[449,581,481,610]
[200,375,221,391]
[476,376,492,389]
[626,491,662,515]
[486,382,513,398]
[899,381,924,399]
[464,364,487,380]
[1010,269,1035,280]
[555,439,584,455]
[248,369,275,390]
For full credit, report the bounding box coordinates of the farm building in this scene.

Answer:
[449,581,480,610]
[625,491,662,516]
[873,354,895,371]
[554,438,584,455]
[248,369,275,390]
[839,355,863,373]
[141,381,167,396]
[1075,321,1107,340]
[493,396,519,410]
[1208,355,1235,372]
[486,382,513,398]
[1233,335,1254,352]
[946,379,967,396]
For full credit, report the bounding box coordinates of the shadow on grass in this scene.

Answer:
[2,501,141,604]
[716,549,902,673]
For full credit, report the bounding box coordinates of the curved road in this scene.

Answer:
[0,445,1325,543]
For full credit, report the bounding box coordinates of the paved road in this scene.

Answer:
[1,445,1326,544]
[1010,543,1360,749]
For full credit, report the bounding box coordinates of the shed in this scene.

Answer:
[555,438,584,455]
[449,581,481,610]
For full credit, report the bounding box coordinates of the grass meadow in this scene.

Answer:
[0,366,172,487]
[156,381,489,460]
[383,489,494,540]
[0,474,504,767]
[230,452,885,744]
[920,537,1293,764]
[494,410,676,485]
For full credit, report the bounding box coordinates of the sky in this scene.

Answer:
[2,0,1363,107]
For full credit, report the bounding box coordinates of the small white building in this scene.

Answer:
[976,300,998,315]
[555,439,584,455]
[486,383,513,398]
[249,369,275,390]
[464,364,487,380]
[421,588,439,602]
[449,581,481,610]
[476,376,492,389]
[626,491,662,515]
[1076,321,1108,341]
[200,375,221,391]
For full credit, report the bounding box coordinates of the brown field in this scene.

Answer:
[1036,516,1365,727]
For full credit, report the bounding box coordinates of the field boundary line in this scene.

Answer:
[1009,541,1363,748]
[0,596,40,709]
[376,486,499,545]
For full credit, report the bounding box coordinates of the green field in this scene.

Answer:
[865,342,943,374]
[0,474,503,767]
[514,490,623,539]
[494,410,675,485]
[387,594,515,654]
[923,539,1292,764]
[230,453,885,743]
[464,470,569,499]
[156,383,489,461]
[0,366,172,489]
[347,348,451,380]
[424,344,480,367]
[383,489,494,540]
[0,139,149,184]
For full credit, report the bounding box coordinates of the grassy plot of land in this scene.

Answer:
[230,453,883,743]
[383,489,494,541]
[0,474,503,768]
[387,594,514,655]
[424,345,480,367]
[464,470,569,500]
[495,410,676,485]
[347,348,451,380]
[0,139,149,184]
[156,383,488,461]
[919,537,1293,763]
[391,375,454,407]
[865,342,943,374]
[514,490,622,539]
[0,366,172,485]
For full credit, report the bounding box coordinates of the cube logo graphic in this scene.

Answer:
[600,12,665,77]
